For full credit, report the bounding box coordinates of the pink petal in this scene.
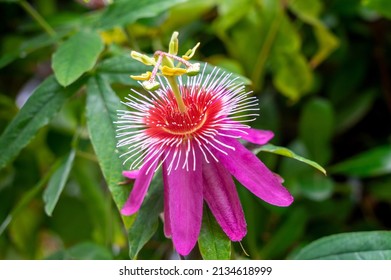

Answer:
[215,136,293,207]
[164,146,203,256]
[122,170,139,179]
[163,167,171,238]
[121,154,160,216]
[242,127,274,145]
[202,158,246,241]
[231,126,274,145]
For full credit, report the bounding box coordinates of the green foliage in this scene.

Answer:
[198,206,231,260]
[43,149,75,216]
[86,76,128,210]
[255,144,326,175]
[0,0,390,260]
[0,76,80,170]
[293,231,391,260]
[127,174,164,259]
[330,145,391,177]
[362,0,391,19]
[52,30,104,87]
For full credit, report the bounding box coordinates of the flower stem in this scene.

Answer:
[19,0,56,38]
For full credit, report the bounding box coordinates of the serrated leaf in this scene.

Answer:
[97,0,187,29]
[52,30,104,86]
[198,206,231,260]
[330,145,391,177]
[127,174,164,259]
[293,231,391,259]
[0,76,78,170]
[43,149,76,216]
[86,75,130,211]
[254,143,326,175]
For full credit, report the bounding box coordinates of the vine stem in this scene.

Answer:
[19,0,56,38]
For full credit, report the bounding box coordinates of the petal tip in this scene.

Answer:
[175,242,195,256]
[228,229,247,242]
[274,194,294,207]
[122,170,139,179]
[120,206,137,216]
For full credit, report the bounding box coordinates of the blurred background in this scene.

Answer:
[0,0,390,260]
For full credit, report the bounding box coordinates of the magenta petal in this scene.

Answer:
[121,155,160,216]
[215,136,293,207]
[241,127,274,145]
[231,126,274,145]
[163,167,171,238]
[122,170,139,179]
[203,158,246,241]
[164,147,203,256]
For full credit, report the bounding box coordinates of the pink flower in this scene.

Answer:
[116,67,293,256]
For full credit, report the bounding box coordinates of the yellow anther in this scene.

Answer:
[130,51,155,66]
[161,66,187,76]
[130,71,152,81]
[142,80,160,91]
[182,42,200,60]
[169,31,179,55]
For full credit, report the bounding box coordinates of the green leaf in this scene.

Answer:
[288,0,339,67]
[299,98,334,164]
[86,75,130,211]
[335,89,376,133]
[52,30,104,87]
[97,54,150,86]
[43,149,76,216]
[330,145,391,177]
[0,53,19,69]
[278,140,333,201]
[255,144,326,175]
[73,159,114,244]
[272,53,313,101]
[362,0,391,19]
[127,174,164,259]
[0,76,78,170]
[0,171,49,236]
[97,0,187,29]
[293,231,391,259]
[198,205,231,260]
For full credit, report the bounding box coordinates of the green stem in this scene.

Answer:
[19,0,56,38]
[162,55,186,113]
[166,76,186,113]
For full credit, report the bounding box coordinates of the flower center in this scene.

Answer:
[145,86,222,139]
